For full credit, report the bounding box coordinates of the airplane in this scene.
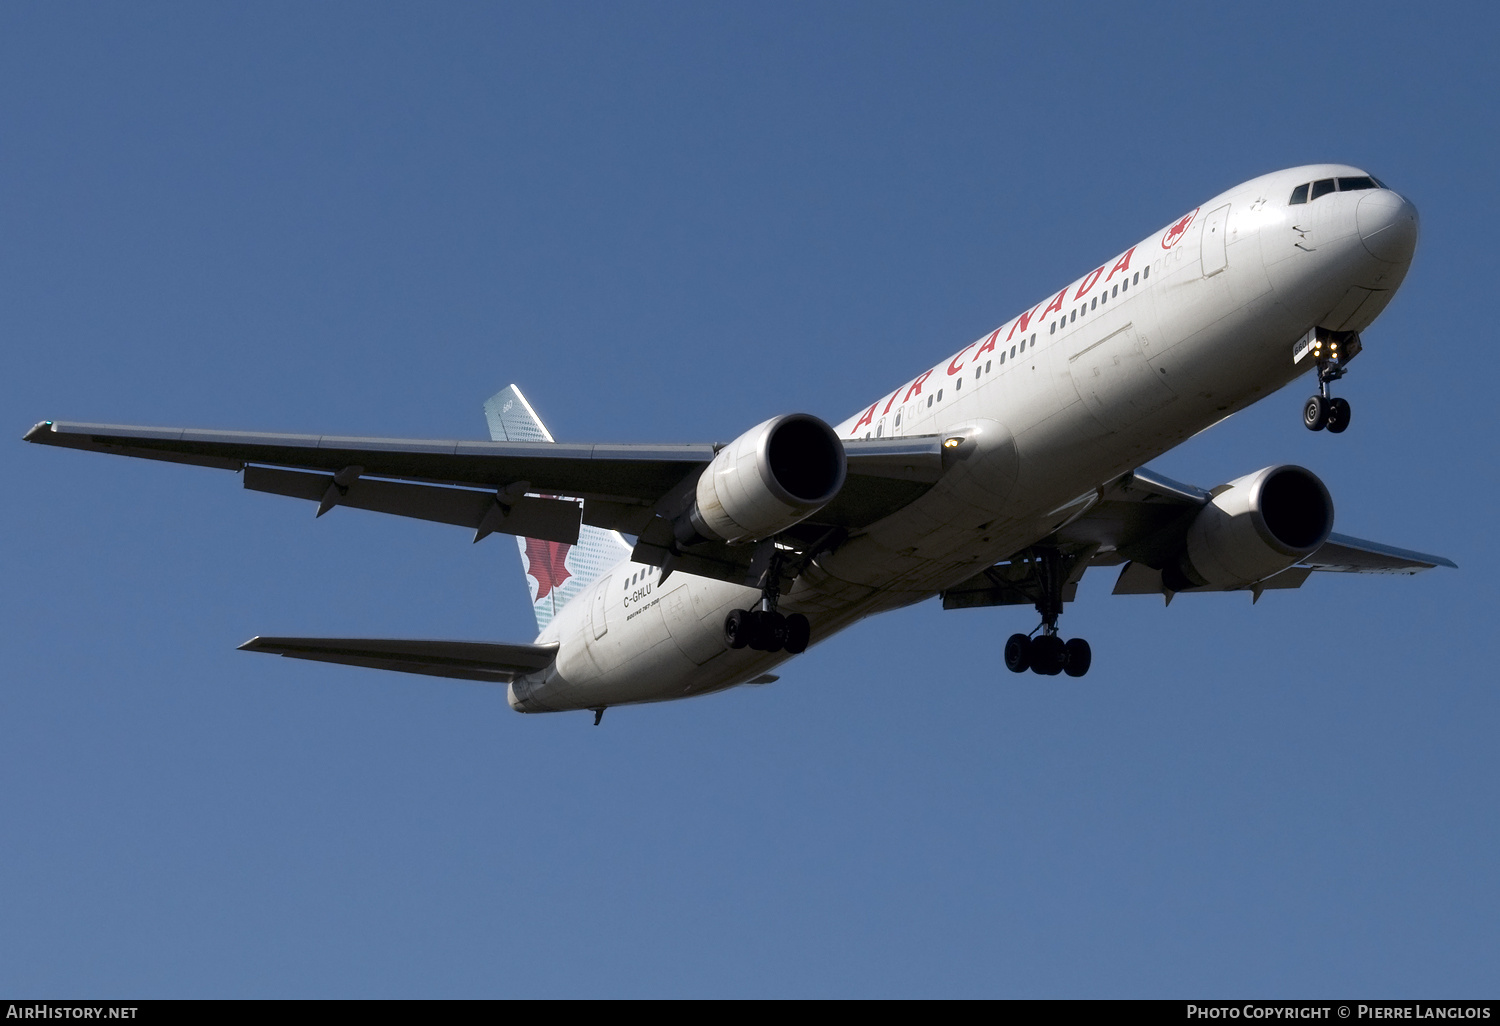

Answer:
[25,163,1455,723]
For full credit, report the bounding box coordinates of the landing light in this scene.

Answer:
[943,437,963,449]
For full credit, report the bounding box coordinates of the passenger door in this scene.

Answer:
[1201,204,1230,278]
[591,576,610,640]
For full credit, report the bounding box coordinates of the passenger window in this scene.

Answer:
[1011,345,1017,357]
[937,389,943,401]
[1049,322,1056,334]
[1143,266,1150,279]
[985,360,991,372]
[1132,272,1139,285]
[1310,178,1336,200]
[1337,176,1377,192]
[974,368,980,380]
[1021,339,1027,352]
[1069,310,1076,323]
[1091,297,1097,310]
[1289,183,1309,205]
[1112,285,1118,297]
[895,412,901,425]
[954,378,961,391]
[1030,334,1036,345]
[927,395,933,407]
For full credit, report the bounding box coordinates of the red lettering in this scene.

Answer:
[947,346,976,376]
[1105,246,1136,282]
[882,389,901,415]
[975,327,1003,359]
[1074,266,1105,300]
[904,370,933,401]
[1041,288,1068,318]
[852,403,878,434]
[1005,305,1043,342]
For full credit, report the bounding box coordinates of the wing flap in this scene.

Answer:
[239,636,558,683]
[243,466,582,544]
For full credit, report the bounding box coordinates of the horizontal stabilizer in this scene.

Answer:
[239,636,557,683]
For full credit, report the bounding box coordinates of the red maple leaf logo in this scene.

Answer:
[524,538,573,601]
[1161,209,1198,250]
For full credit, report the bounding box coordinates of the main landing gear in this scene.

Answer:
[724,551,811,655]
[1302,329,1360,434]
[725,607,810,654]
[1003,548,1092,677]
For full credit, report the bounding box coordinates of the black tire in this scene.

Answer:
[783,613,811,654]
[1030,634,1065,676]
[761,612,788,653]
[724,609,751,649]
[1004,633,1031,673]
[1063,638,1092,677]
[1326,397,1351,434]
[743,609,766,651]
[1303,395,1329,431]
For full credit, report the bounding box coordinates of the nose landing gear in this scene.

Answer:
[1299,328,1360,434]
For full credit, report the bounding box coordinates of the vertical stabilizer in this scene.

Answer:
[484,385,631,634]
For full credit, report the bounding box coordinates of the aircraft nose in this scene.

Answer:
[1357,189,1419,265]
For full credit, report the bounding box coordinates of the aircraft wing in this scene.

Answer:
[941,466,1454,609]
[23,420,944,544]
[238,636,558,683]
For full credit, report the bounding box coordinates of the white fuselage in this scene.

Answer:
[508,164,1418,713]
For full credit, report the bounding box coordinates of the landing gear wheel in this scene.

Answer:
[1004,633,1032,673]
[1325,397,1351,434]
[754,611,788,653]
[724,609,751,650]
[783,613,811,655]
[1063,638,1092,677]
[1303,395,1329,431]
[1030,634,1065,676]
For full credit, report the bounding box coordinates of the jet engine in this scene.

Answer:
[674,414,846,546]
[1162,465,1334,591]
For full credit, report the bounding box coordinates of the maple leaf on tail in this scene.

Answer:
[524,538,573,601]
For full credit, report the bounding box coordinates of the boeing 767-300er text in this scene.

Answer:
[26,164,1454,721]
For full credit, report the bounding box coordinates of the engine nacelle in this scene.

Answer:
[1164,465,1334,591]
[675,414,846,546]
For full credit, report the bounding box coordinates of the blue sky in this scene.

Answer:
[3,1,1497,997]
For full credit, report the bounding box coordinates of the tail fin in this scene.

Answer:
[484,385,631,634]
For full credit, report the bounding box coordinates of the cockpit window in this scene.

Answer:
[1338,176,1378,192]
[1310,179,1337,201]
[1289,183,1309,205]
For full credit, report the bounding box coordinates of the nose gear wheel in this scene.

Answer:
[1302,329,1360,433]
